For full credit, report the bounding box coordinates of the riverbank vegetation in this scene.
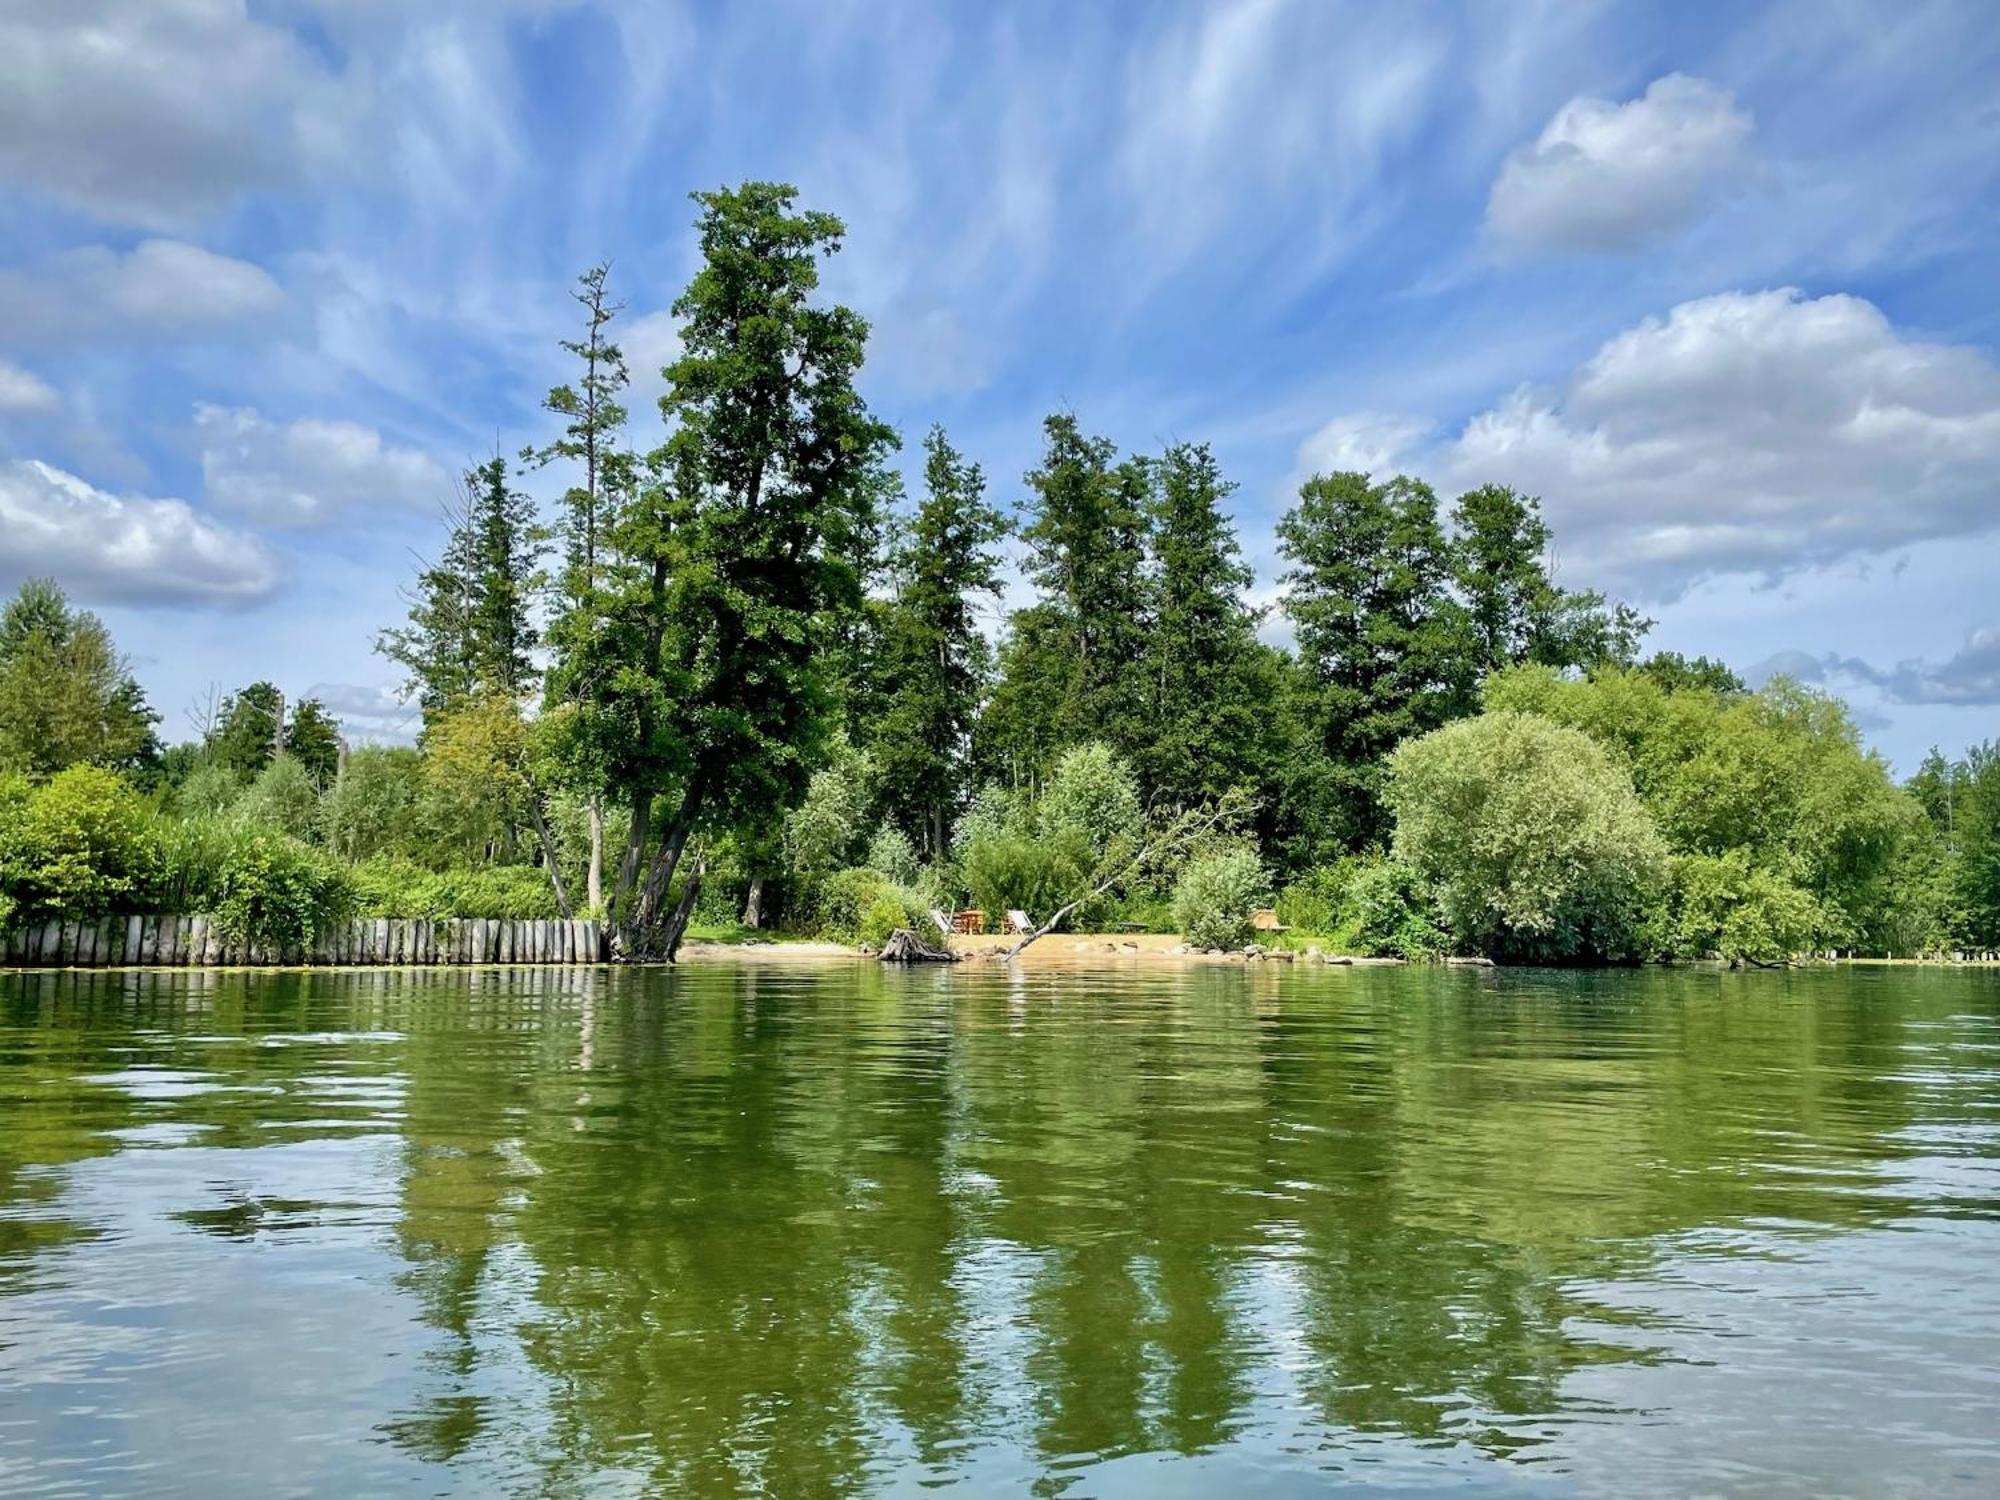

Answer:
[3,180,1996,966]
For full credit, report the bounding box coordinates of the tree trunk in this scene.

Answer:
[631,785,703,953]
[586,796,604,915]
[612,790,652,919]
[741,876,764,929]
[528,798,575,919]
[661,846,706,962]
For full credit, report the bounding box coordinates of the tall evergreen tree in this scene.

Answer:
[283,697,344,784]
[615,181,896,957]
[1141,442,1274,807]
[875,427,1011,857]
[986,414,1152,776]
[528,265,636,913]
[380,457,546,718]
[208,681,285,778]
[1278,471,1474,854]
[1450,483,1650,673]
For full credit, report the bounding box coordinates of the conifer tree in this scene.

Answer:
[875,427,1010,857]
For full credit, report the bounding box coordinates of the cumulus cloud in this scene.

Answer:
[1296,289,2000,599]
[0,360,59,415]
[306,682,420,746]
[1287,412,1434,493]
[195,405,451,528]
[0,240,284,343]
[0,0,342,229]
[0,458,279,607]
[1487,74,1752,254]
[1772,628,2000,708]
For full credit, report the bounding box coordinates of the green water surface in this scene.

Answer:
[2,960,1996,1496]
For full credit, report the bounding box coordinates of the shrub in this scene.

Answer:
[173,761,244,820]
[1670,851,1822,964]
[211,830,354,954]
[239,754,322,841]
[1386,711,1668,962]
[348,857,559,919]
[866,824,920,887]
[859,893,914,948]
[961,828,1092,928]
[1275,862,1356,935]
[1173,847,1267,950]
[1347,857,1447,960]
[1040,742,1142,857]
[0,766,163,923]
[816,865,924,943]
[320,746,420,861]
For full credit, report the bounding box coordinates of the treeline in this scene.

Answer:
[3,179,1996,965]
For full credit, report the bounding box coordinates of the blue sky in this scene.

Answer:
[2,0,1997,770]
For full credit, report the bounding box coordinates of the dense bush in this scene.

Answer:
[816,865,925,943]
[961,828,1091,927]
[1387,712,1667,962]
[1346,857,1446,959]
[320,746,420,861]
[866,824,920,886]
[1039,742,1142,857]
[348,856,559,919]
[1274,861,1355,935]
[239,754,321,840]
[0,766,163,924]
[1172,847,1266,949]
[1669,851,1821,965]
[210,830,354,954]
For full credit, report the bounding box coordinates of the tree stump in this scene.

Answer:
[879,929,958,963]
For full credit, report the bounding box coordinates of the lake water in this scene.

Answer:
[2,960,1997,1497]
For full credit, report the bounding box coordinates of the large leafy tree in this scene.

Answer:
[617,181,896,956]
[1277,472,1475,855]
[0,578,158,778]
[874,427,1010,857]
[284,697,343,784]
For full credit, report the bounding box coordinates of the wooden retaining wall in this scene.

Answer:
[0,916,606,968]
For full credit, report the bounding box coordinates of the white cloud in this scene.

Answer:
[0,240,284,343]
[306,681,420,746]
[0,0,342,229]
[1296,288,2000,600]
[195,405,451,528]
[1486,74,1752,254]
[1287,412,1434,494]
[0,360,59,415]
[620,308,683,418]
[0,458,279,607]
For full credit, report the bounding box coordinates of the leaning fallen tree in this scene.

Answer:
[1002,791,1253,962]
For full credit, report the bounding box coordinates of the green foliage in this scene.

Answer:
[1669,851,1821,964]
[873,426,1009,857]
[0,766,162,923]
[283,698,344,784]
[784,742,877,899]
[320,746,420,861]
[0,578,158,777]
[348,857,559,919]
[1483,665,1915,952]
[1346,857,1447,960]
[983,415,1152,777]
[960,828,1092,927]
[1172,847,1267,950]
[815,866,925,944]
[173,761,244,820]
[865,824,920,887]
[239,754,321,841]
[1274,861,1358,936]
[1039,742,1143,858]
[209,831,354,955]
[1277,472,1474,853]
[208,681,284,778]
[1387,712,1668,962]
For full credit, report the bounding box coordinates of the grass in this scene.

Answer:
[681,922,824,946]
